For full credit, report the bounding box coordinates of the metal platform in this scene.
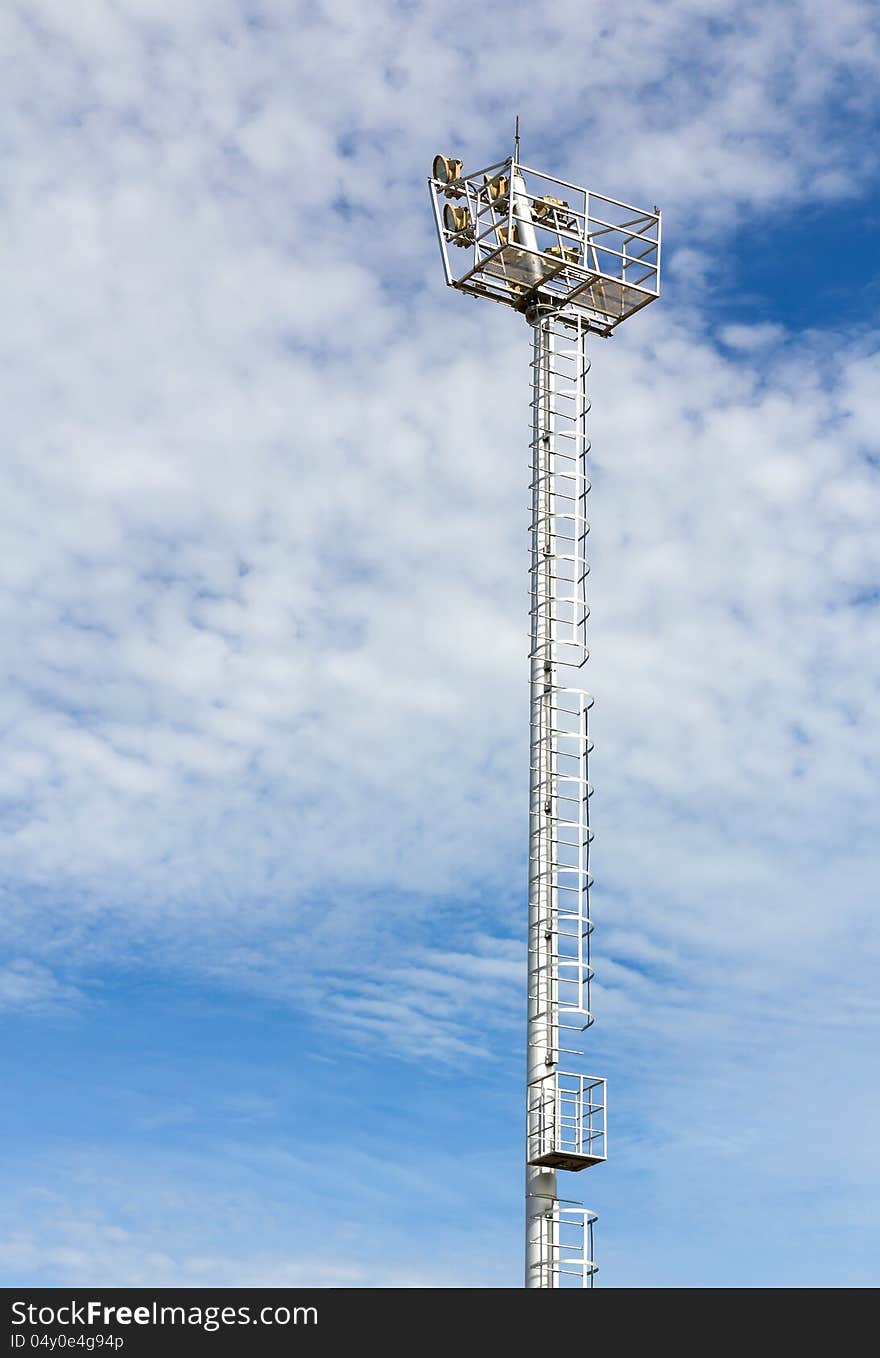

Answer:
[528,1150,605,1172]
[528,1071,607,1172]
[429,157,660,335]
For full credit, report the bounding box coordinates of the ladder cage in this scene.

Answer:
[527,315,596,1059]
[527,1206,599,1289]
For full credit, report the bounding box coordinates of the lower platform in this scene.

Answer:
[527,1070,607,1171]
[528,1149,604,1172]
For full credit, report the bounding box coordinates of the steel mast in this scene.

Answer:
[429,135,661,1288]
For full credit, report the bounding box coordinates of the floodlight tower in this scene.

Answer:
[428,134,661,1288]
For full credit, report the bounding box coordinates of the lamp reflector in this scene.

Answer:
[433,154,463,185]
[443,203,470,236]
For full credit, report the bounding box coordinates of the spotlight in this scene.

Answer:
[433,154,463,185]
[443,203,472,243]
[485,174,509,206]
[533,195,576,229]
[547,244,580,265]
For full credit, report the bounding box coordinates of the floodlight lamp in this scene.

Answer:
[533,195,576,229]
[547,244,580,265]
[485,174,509,206]
[443,203,472,243]
[433,154,463,185]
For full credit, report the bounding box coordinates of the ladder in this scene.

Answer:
[526,310,606,1288]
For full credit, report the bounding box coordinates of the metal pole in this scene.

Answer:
[428,146,660,1289]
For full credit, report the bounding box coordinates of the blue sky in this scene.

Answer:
[1,0,879,1287]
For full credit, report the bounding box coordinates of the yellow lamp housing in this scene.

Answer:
[547,244,580,266]
[533,195,576,229]
[532,194,565,219]
[485,173,509,206]
[433,154,463,185]
[443,203,472,243]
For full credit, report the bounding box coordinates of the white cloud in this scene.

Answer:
[0,0,877,1031]
[0,1139,515,1288]
[719,322,788,350]
[0,959,80,1011]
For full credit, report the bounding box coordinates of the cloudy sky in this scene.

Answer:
[1,0,879,1287]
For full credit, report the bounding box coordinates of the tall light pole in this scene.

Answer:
[429,135,661,1287]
